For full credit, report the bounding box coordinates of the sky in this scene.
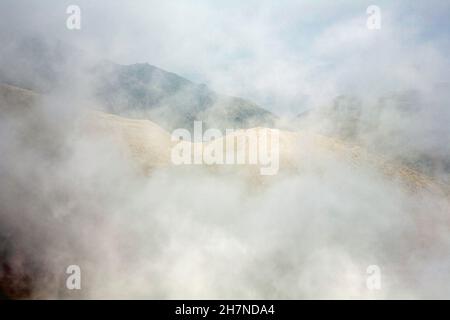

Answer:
[0,0,449,115]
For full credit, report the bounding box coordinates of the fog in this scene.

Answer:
[0,1,449,299]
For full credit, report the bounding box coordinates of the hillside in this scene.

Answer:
[92,62,277,131]
[0,37,277,131]
[1,83,447,196]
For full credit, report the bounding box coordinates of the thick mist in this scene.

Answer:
[1,88,449,298]
[0,0,449,299]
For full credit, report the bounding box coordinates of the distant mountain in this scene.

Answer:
[294,92,450,184]
[3,82,444,195]
[0,37,277,131]
[91,62,277,131]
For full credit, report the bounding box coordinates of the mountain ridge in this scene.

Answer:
[1,83,447,196]
[0,36,278,131]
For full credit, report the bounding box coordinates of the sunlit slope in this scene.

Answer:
[85,109,448,196]
[205,128,447,193]
[85,111,174,172]
[1,83,447,196]
[0,83,40,112]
